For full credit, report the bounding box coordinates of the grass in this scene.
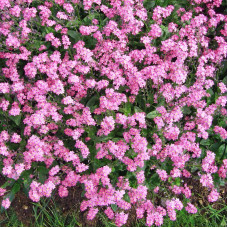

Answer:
[31,197,82,227]
[0,196,226,227]
[1,210,23,227]
[162,204,227,227]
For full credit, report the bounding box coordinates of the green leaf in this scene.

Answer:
[4,93,12,102]
[146,173,159,188]
[182,106,191,115]
[216,144,226,160]
[9,115,21,126]
[67,30,81,42]
[143,0,155,9]
[86,126,96,139]
[160,25,169,37]
[93,135,113,143]
[38,166,49,175]
[168,177,172,182]
[112,138,122,142]
[20,139,27,151]
[213,173,220,189]
[207,88,214,96]
[118,108,125,113]
[82,16,92,25]
[0,180,12,189]
[11,182,21,195]
[38,166,49,184]
[123,193,130,203]
[27,40,43,50]
[136,92,146,110]
[21,169,32,180]
[200,139,211,146]
[21,170,32,196]
[174,177,181,186]
[6,142,20,151]
[146,110,161,119]
[191,166,200,173]
[81,190,86,198]
[134,106,143,113]
[83,36,97,49]
[66,20,78,27]
[129,176,137,188]
[210,142,221,152]
[124,102,132,116]
[141,128,148,137]
[44,27,55,34]
[86,95,99,112]
[222,75,227,85]
[111,204,117,212]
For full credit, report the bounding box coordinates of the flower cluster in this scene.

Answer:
[0,0,226,226]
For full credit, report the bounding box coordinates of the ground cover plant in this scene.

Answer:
[0,0,227,226]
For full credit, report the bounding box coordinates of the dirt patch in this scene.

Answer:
[0,175,6,186]
[211,185,227,211]
[10,191,34,227]
[81,210,100,227]
[0,185,34,227]
[53,185,99,226]
[125,206,137,227]
[184,177,211,207]
[184,177,227,208]
[54,185,100,226]
[54,185,83,216]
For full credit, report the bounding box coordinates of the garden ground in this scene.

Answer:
[0,174,226,227]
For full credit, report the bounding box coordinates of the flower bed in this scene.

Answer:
[0,0,227,226]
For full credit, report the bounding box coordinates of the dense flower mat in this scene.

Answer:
[0,0,227,226]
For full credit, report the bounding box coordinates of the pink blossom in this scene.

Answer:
[2,198,11,209]
[157,169,168,181]
[185,203,197,214]
[208,189,220,202]
[97,116,115,136]
[115,212,128,227]
[104,207,114,219]
[87,207,98,220]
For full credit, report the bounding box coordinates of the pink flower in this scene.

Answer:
[218,159,227,179]
[214,126,227,140]
[157,169,168,181]
[9,103,21,116]
[164,125,180,140]
[2,198,11,209]
[0,83,10,93]
[115,212,128,227]
[6,35,20,48]
[154,186,159,193]
[200,174,214,188]
[49,165,60,176]
[87,207,98,220]
[97,116,115,136]
[11,133,22,143]
[0,0,226,223]
[75,140,90,158]
[185,203,197,214]
[0,188,7,197]
[58,185,68,198]
[208,189,219,202]
[146,213,155,226]
[104,207,114,219]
